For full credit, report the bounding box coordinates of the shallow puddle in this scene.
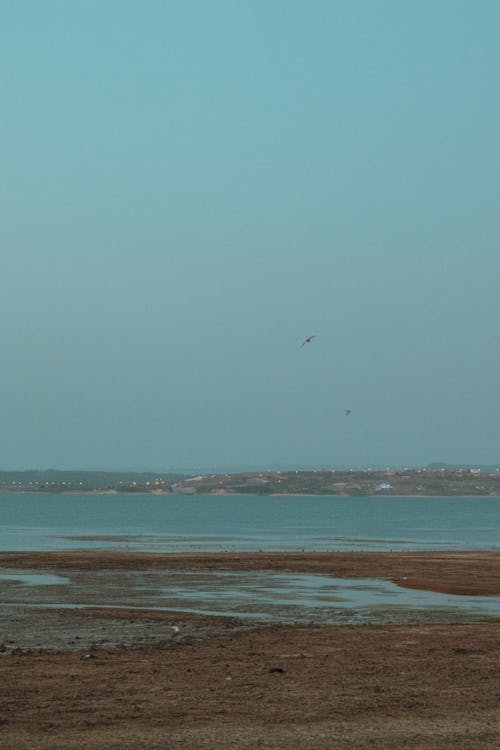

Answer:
[0,569,498,624]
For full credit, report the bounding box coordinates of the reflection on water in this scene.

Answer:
[1,568,498,624]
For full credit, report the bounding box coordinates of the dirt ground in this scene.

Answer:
[0,551,498,749]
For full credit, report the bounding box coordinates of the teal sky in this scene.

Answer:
[1,1,498,470]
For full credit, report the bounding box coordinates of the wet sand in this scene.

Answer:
[0,550,498,749]
[2,549,499,595]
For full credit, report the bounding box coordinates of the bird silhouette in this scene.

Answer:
[300,335,316,348]
[344,409,351,416]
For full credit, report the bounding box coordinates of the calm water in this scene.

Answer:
[0,492,498,552]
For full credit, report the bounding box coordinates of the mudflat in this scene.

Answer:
[0,551,498,749]
[2,549,499,594]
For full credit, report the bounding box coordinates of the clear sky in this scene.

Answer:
[0,1,498,470]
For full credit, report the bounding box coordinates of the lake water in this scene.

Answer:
[0,492,498,552]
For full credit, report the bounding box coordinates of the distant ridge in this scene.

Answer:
[1,467,498,495]
[163,462,500,474]
[0,469,184,490]
[1,464,498,479]
[425,463,500,473]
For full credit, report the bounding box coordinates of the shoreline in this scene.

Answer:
[1,488,500,497]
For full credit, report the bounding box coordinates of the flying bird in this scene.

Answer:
[300,335,316,348]
[344,409,351,416]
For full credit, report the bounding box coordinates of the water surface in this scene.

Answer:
[1,492,498,552]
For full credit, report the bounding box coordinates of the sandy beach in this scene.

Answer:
[0,551,498,749]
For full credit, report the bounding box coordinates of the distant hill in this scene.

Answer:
[169,462,500,474]
[0,469,185,490]
[425,463,500,472]
[1,466,498,495]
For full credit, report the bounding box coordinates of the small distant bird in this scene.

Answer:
[344,409,351,416]
[300,335,316,348]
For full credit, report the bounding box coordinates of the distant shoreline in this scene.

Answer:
[1,468,499,497]
[1,488,500,498]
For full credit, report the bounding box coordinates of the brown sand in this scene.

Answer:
[0,551,498,749]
